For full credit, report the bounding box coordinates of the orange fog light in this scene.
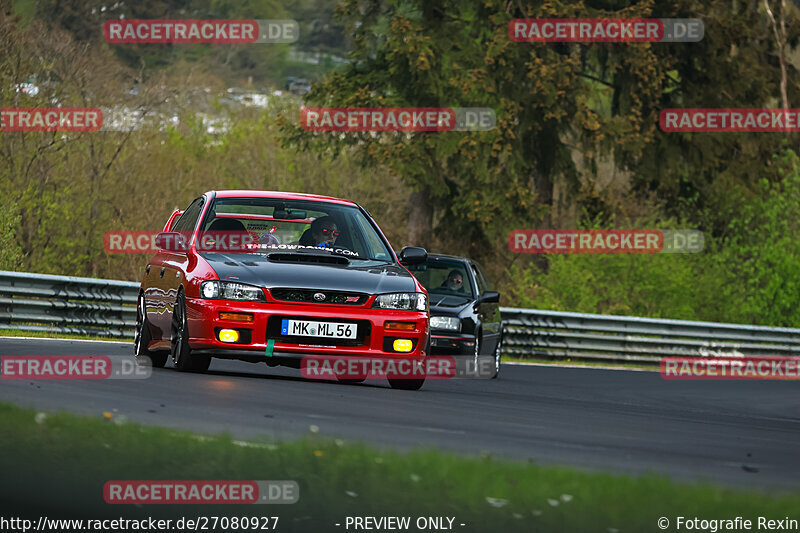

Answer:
[393,339,413,352]
[385,321,416,331]
[219,312,253,322]
[218,329,240,343]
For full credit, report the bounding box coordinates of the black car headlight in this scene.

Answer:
[201,281,265,302]
[372,292,427,311]
[430,316,461,331]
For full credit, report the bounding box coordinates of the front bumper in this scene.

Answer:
[185,297,429,358]
[430,332,476,356]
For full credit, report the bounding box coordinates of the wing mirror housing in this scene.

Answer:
[398,246,427,266]
[155,231,189,252]
[478,291,500,304]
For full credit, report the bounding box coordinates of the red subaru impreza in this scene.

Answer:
[135,190,430,390]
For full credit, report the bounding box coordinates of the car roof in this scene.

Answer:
[209,190,358,207]
[425,253,471,263]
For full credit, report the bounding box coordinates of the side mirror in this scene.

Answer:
[155,231,188,252]
[398,246,427,266]
[478,291,500,304]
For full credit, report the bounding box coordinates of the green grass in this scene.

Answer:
[0,328,129,342]
[0,403,796,532]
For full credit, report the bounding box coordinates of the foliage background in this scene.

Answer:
[2,0,800,326]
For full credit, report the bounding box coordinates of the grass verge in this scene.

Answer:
[0,402,796,533]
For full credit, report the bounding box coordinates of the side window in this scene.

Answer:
[352,212,391,259]
[172,198,204,233]
[471,263,488,294]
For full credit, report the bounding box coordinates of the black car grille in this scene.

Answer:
[270,288,368,305]
[266,315,370,347]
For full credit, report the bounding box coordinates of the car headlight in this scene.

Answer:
[200,281,265,302]
[430,316,461,331]
[372,292,427,311]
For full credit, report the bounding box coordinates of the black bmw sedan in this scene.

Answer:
[405,254,502,378]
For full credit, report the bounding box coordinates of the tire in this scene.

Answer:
[170,290,211,373]
[491,336,502,379]
[472,334,481,375]
[388,339,428,390]
[134,292,168,368]
[388,377,425,390]
[337,376,366,385]
[336,357,366,384]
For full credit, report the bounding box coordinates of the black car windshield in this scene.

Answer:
[197,197,394,262]
[407,259,474,298]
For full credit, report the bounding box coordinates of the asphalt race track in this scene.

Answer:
[1,337,799,491]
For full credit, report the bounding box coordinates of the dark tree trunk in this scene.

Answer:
[534,170,553,227]
[407,186,433,249]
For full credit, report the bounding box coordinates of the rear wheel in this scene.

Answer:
[134,292,167,368]
[171,290,211,373]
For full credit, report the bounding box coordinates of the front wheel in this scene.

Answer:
[171,290,211,373]
[388,377,425,390]
[491,336,502,379]
[337,376,366,385]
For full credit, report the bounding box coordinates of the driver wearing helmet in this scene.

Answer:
[440,269,466,293]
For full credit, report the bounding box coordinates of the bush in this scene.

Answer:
[505,150,800,327]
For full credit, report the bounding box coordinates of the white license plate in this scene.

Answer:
[281,319,357,339]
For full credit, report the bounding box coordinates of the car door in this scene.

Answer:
[145,197,204,339]
[471,261,501,355]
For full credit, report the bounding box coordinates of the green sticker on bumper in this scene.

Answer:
[266,339,275,357]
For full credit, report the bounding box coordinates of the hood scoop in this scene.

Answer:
[267,253,349,266]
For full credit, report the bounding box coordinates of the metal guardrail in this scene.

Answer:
[500,307,800,363]
[2,271,800,362]
[0,270,138,338]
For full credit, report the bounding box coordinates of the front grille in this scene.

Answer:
[270,288,368,305]
[266,315,370,347]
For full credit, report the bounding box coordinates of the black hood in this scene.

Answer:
[429,292,473,313]
[202,252,417,294]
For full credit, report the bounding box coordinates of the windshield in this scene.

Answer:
[407,258,474,298]
[197,197,394,262]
